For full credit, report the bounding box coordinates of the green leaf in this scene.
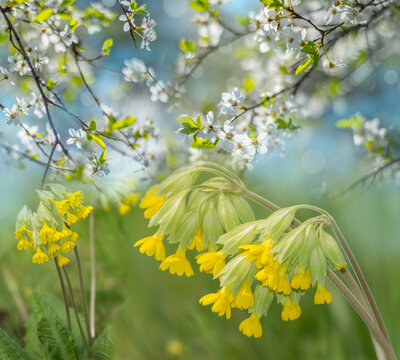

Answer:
[295,56,313,76]
[274,118,300,131]
[35,9,53,22]
[46,78,57,89]
[336,113,363,128]
[101,38,114,56]
[260,0,283,9]
[88,120,97,131]
[177,116,202,135]
[37,317,79,360]
[91,327,114,360]
[190,0,210,11]
[111,116,136,130]
[0,328,32,360]
[179,38,196,53]
[237,16,250,26]
[69,18,78,31]
[89,134,106,149]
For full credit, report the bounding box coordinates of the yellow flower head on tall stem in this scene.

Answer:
[139,186,165,219]
[66,213,79,226]
[74,205,93,220]
[291,265,311,290]
[32,246,49,264]
[134,230,165,261]
[281,297,301,321]
[188,229,204,252]
[199,286,235,319]
[239,312,262,338]
[160,247,193,277]
[314,283,332,305]
[48,243,61,258]
[233,279,254,310]
[196,250,226,277]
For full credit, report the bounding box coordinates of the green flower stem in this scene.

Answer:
[328,271,397,360]
[89,194,96,339]
[74,247,92,345]
[341,268,386,360]
[54,260,71,332]
[196,162,246,186]
[62,266,89,349]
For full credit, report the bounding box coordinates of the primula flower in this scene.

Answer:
[239,312,262,338]
[199,286,235,319]
[160,247,194,277]
[314,284,332,305]
[188,229,205,252]
[32,247,49,264]
[48,243,61,258]
[233,279,254,309]
[240,237,274,268]
[39,221,56,244]
[134,230,165,261]
[291,265,311,290]
[66,191,84,208]
[139,186,165,219]
[281,297,302,321]
[58,254,70,267]
[56,199,70,216]
[196,251,226,277]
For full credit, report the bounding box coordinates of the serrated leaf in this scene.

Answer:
[91,327,114,360]
[35,9,53,22]
[37,317,79,360]
[0,329,32,360]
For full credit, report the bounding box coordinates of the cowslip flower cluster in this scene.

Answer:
[14,184,92,267]
[133,163,347,338]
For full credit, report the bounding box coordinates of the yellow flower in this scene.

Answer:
[196,251,226,277]
[66,191,84,208]
[118,203,131,215]
[39,221,56,245]
[139,186,165,219]
[32,247,49,264]
[66,213,79,225]
[55,199,70,216]
[14,223,32,241]
[256,262,291,295]
[61,226,73,238]
[160,247,194,277]
[239,312,262,338]
[58,254,70,267]
[240,237,274,268]
[17,239,32,251]
[335,262,347,271]
[124,193,140,206]
[281,297,301,321]
[69,232,79,242]
[134,230,165,261]
[233,279,254,310]
[188,229,204,252]
[199,286,234,319]
[61,240,76,253]
[75,206,93,220]
[291,265,311,290]
[48,243,61,258]
[314,284,332,305]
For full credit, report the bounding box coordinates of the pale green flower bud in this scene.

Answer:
[202,200,224,249]
[218,221,262,255]
[46,184,68,199]
[320,230,346,269]
[168,209,199,249]
[253,285,274,318]
[257,206,300,241]
[309,247,327,285]
[217,193,241,232]
[16,205,33,229]
[158,168,198,196]
[296,224,317,266]
[219,256,253,293]
[231,196,255,223]
[149,191,188,234]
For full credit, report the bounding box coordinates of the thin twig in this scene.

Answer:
[89,192,96,339]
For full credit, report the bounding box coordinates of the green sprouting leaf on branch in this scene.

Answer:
[177,115,203,135]
[336,113,364,128]
[180,39,196,53]
[34,9,53,23]
[190,0,210,12]
[101,38,114,57]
